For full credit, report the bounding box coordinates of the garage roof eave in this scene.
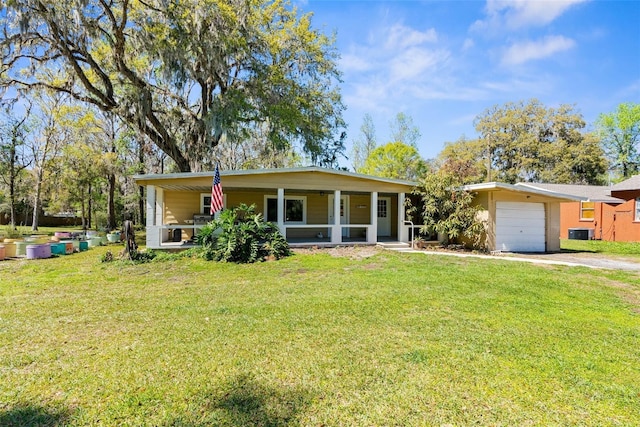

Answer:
[463,182,585,202]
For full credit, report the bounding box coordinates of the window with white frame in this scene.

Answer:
[200,193,226,215]
[580,201,595,220]
[264,196,307,224]
[636,198,640,221]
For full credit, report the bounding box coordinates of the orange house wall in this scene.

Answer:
[560,200,640,242]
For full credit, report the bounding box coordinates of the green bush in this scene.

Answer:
[409,171,486,250]
[196,203,291,263]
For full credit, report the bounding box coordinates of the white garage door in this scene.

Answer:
[495,202,546,252]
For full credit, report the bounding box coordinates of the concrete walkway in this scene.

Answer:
[379,243,640,271]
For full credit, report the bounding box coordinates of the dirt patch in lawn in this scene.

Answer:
[293,245,382,260]
[601,277,640,314]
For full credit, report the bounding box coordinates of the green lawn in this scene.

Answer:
[561,238,640,256]
[1,246,639,426]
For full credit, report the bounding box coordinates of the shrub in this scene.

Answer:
[100,250,114,263]
[196,203,292,263]
[409,171,486,250]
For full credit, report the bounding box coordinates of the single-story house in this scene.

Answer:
[464,182,582,252]
[135,167,581,253]
[134,167,416,249]
[607,175,640,241]
[522,177,640,242]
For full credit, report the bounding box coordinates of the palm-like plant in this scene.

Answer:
[196,203,291,263]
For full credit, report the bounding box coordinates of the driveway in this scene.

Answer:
[503,252,640,271]
[400,248,640,271]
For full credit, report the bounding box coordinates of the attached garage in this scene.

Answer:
[465,182,583,253]
[495,201,545,252]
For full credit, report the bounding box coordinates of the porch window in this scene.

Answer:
[636,198,640,221]
[580,201,595,220]
[265,196,307,224]
[200,193,226,215]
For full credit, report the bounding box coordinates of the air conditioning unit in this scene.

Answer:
[568,228,595,240]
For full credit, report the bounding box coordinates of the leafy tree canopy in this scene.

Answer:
[389,112,421,147]
[437,136,487,185]
[359,141,428,181]
[1,0,345,172]
[473,99,607,184]
[596,102,640,178]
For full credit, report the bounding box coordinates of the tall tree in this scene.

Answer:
[360,142,428,181]
[596,102,640,178]
[0,106,31,227]
[473,99,607,184]
[351,113,377,172]
[1,0,345,172]
[215,123,303,170]
[389,112,421,147]
[437,136,487,185]
[25,91,69,230]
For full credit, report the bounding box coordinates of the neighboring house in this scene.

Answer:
[134,166,581,253]
[519,183,624,241]
[608,175,640,241]
[134,167,416,249]
[464,182,582,252]
[523,178,640,242]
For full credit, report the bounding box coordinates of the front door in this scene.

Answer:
[328,195,349,237]
[377,197,391,237]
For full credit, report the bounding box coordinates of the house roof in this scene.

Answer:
[610,175,640,192]
[463,182,584,202]
[133,166,417,193]
[517,183,624,204]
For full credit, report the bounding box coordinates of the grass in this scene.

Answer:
[561,238,640,256]
[1,246,639,426]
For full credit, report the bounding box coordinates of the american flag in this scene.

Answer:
[210,164,224,214]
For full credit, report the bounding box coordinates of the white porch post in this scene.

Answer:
[277,188,285,236]
[368,191,378,244]
[331,190,341,244]
[145,185,159,248]
[398,192,408,242]
[155,187,166,244]
[146,185,156,227]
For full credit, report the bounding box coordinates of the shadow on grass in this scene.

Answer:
[560,248,599,254]
[0,404,72,427]
[166,373,312,427]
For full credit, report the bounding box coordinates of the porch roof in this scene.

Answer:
[134,167,416,193]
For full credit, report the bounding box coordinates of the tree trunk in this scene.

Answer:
[85,184,91,230]
[138,141,145,225]
[8,144,17,228]
[9,178,16,228]
[81,196,87,230]
[32,168,44,231]
[108,173,116,230]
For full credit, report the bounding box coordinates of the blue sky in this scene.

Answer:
[294,0,640,166]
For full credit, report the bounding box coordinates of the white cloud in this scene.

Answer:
[340,53,372,72]
[384,24,437,50]
[339,21,450,109]
[472,0,588,32]
[501,35,576,65]
[462,38,475,51]
[389,48,449,82]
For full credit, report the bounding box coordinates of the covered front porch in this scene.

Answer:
[135,167,420,250]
